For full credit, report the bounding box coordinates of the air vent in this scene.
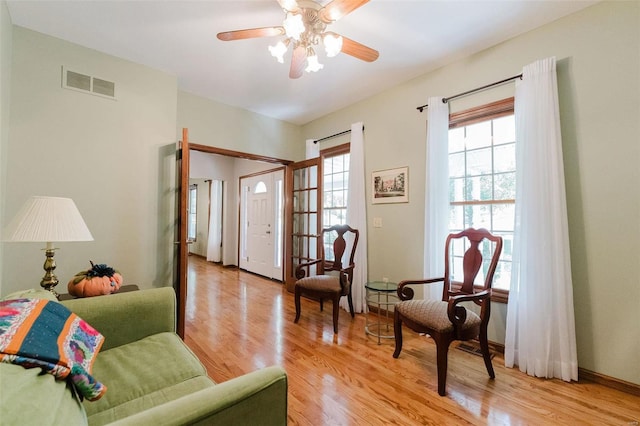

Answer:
[62,67,117,100]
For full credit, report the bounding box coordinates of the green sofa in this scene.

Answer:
[0,287,288,425]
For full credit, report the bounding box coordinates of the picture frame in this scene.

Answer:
[371,166,409,204]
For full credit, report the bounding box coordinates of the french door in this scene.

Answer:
[285,158,321,291]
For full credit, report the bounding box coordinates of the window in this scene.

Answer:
[321,144,350,260]
[188,184,197,242]
[448,98,514,301]
[254,181,267,194]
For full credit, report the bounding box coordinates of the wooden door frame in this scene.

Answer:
[176,129,190,339]
[177,139,292,339]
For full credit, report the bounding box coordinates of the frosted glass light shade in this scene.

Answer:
[305,55,323,73]
[323,33,343,57]
[283,12,305,41]
[4,196,93,242]
[269,40,288,63]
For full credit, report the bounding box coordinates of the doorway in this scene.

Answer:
[176,132,292,338]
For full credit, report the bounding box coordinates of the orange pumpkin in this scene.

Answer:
[67,261,123,298]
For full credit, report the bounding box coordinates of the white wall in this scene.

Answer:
[2,27,178,295]
[302,1,640,384]
[177,90,303,161]
[0,1,13,295]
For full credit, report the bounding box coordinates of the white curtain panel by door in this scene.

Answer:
[424,97,449,300]
[505,57,578,381]
[340,122,368,313]
[206,180,223,263]
[306,139,319,159]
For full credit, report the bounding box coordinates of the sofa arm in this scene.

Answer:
[107,366,288,426]
[61,287,176,350]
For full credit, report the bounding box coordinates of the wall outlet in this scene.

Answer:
[373,217,383,228]
[382,277,389,283]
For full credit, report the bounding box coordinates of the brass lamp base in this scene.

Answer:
[41,246,60,298]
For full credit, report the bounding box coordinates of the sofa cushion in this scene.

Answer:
[84,331,214,424]
[87,376,214,425]
[0,362,88,426]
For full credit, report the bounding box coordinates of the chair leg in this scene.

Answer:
[434,335,452,396]
[294,287,301,324]
[347,293,355,318]
[479,328,495,379]
[332,294,340,334]
[319,299,324,312]
[393,311,403,358]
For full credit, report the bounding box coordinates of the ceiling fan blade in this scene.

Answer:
[289,45,307,79]
[217,26,284,41]
[318,0,370,23]
[276,0,300,13]
[340,35,379,62]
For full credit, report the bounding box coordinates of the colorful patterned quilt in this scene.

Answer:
[0,298,106,401]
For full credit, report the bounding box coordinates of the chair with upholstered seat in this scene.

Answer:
[294,224,359,334]
[393,227,503,396]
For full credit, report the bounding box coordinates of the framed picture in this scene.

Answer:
[371,167,409,204]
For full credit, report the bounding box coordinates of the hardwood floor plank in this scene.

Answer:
[183,257,640,425]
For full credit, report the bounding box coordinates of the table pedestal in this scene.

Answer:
[365,281,399,344]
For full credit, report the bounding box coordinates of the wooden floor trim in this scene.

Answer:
[579,368,640,396]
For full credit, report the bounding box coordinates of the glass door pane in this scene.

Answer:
[289,160,320,285]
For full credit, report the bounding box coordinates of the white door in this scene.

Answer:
[239,170,284,280]
[248,178,272,277]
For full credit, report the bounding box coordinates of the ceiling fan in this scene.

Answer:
[216,0,379,79]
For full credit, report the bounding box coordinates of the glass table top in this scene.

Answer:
[365,281,397,292]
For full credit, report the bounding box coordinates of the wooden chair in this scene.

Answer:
[294,224,359,334]
[393,228,503,396]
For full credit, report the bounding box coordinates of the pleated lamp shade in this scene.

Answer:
[4,196,93,243]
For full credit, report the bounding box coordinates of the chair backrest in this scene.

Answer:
[442,228,503,301]
[320,224,359,282]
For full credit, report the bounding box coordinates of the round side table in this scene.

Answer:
[365,281,399,344]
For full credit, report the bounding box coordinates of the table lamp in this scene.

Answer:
[3,196,94,297]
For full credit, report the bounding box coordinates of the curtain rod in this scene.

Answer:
[416,74,523,113]
[313,125,365,144]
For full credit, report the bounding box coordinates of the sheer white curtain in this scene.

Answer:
[340,122,368,313]
[206,180,223,263]
[424,97,449,300]
[505,57,578,381]
[306,138,319,159]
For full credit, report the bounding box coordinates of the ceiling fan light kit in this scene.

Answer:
[323,32,343,57]
[217,0,379,79]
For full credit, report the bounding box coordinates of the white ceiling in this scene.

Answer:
[7,0,597,125]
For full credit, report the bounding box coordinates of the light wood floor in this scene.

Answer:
[183,256,639,425]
